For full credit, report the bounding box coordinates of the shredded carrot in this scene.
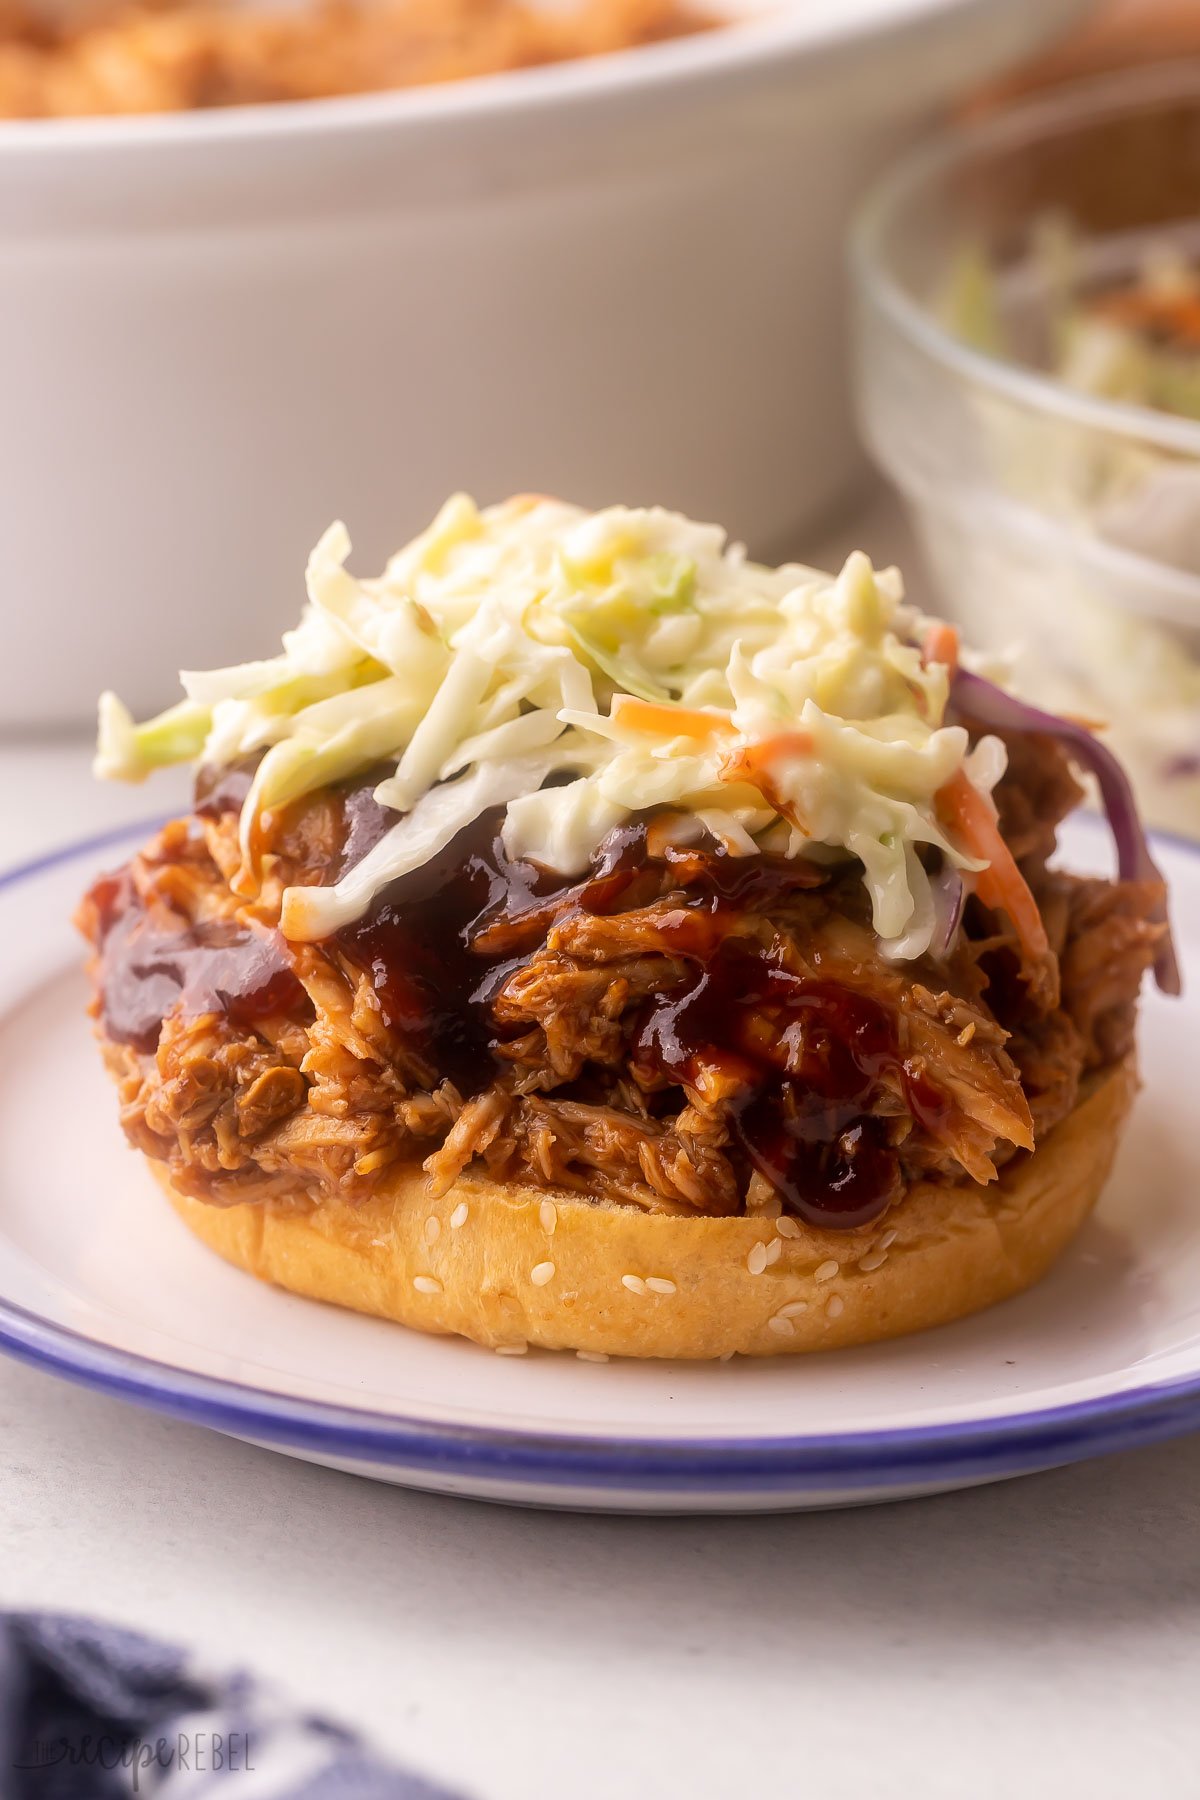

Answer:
[719,731,814,834]
[936,769,1048,963]
[1062,710,1107,733]
[725,730,814,773]
[922,622,960,672]
[1096,289,1200,349]
[612,696,735,742]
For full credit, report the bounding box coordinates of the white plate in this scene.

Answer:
[0,815,1196,1513]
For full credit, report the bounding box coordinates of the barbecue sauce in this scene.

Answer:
[334,810,930,1226]
[93,775,951,1228]
[333,811,830,1100]
[194,759,257,821]
[90,870,305,1054]
[632,940,948,1229]
[334,809,528,1094]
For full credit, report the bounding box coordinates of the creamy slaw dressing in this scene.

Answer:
[95,495,1001,958]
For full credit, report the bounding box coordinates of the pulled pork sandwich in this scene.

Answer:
[78,495,1178,1358]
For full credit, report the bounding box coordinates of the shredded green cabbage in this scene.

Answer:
[95,495,997,956]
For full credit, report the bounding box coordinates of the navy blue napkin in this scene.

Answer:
[0,1612,462,1798]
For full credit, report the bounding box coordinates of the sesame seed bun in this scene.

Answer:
[156,1058,1136,1359]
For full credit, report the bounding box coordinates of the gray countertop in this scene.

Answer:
[2,1348,1198,1798]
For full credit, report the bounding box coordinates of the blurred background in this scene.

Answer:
[2,0,1198,836]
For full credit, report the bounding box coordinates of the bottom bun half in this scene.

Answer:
[159,1057,1136,1359]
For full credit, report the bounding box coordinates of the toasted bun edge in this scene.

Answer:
[156,1057,1137,1359]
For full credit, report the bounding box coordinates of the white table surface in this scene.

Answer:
[2,502,1199,1800]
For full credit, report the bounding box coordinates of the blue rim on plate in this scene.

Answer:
[1,816,1197,1497]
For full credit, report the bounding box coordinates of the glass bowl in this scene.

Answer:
[852,62,1200,838]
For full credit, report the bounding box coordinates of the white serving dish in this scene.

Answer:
[0,0,1086,725]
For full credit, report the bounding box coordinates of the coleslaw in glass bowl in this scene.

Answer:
[852,63,1200,839]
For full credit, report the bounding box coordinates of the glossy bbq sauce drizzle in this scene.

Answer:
[632,942,948,1230]
[95,776,950,1229]
[336,801,937,1228]
[333,802,666,1095]
[334,808,530,1094]
[89,869,305,1054]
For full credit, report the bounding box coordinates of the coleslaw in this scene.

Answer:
[95,494,1004,959]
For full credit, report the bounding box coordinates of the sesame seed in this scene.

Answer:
[764,1238,782,1267]
[747,1241,769,1276]
[814,1259,840,1283]
[449,1202,469,1230]
[424,1216,440,1245]
[621,1274,647,1295]
[776,1300,809,1318]
[859,1248,889,1272]
[539,1200,558,1234]
[413,1275,442,1295]
[495,1343,527,1356]
[775,1217,802,1240]
[880,1228,898,1250]
[826,1294,844,1320]
[645,1277,677,1295]
[768,1316,795,1337]
[576,1350,609,1363]
[530,1261,555,1287]
[718,1350,736,1362]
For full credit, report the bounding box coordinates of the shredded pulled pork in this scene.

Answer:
[77,732,1165,1228]
[0,0,712,119]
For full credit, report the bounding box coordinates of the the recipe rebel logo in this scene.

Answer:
[13,1728,256,1788]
